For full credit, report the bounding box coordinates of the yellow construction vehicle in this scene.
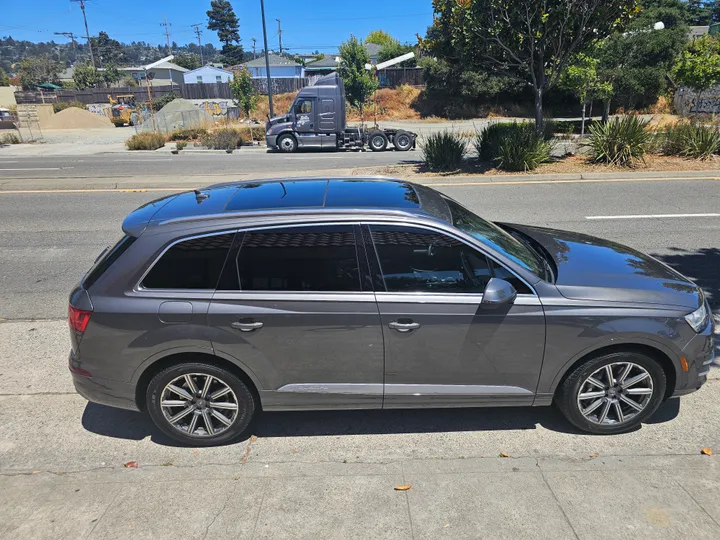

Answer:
[108,94,138,127]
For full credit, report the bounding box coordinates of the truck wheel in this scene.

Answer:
[277,133,297,153]
[393,131,413,152]
[369,132,388,152]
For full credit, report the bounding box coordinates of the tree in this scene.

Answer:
[0,69,10,86]
[90,32,125,68]
[229,67,260,140]
[559,54,613,135]
[673,35,720,98]
[207,0,243,64]
[174,53,202,70]
[17,56,61,89]
[73,61,102,89]
[377,42,417,67]
[339,35,378,122]
[425,0,638,133]
[365,30,397,48]
[686,0,713,24]
[103,64,122,87]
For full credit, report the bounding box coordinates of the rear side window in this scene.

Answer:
[84,235,137,289]
[231,225,361,292]
[142,233,234,289]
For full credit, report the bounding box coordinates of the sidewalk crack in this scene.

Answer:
[676,478,720,529]
[538,464,581,540]
[201,482,236,540]
[250,481,269,538]
[82,486,121,540]
[401,462,416,540]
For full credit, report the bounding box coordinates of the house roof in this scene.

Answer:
[184,65,233,76]
[241,54,302,68]
[305,43,381,70]
[120,61,189,73]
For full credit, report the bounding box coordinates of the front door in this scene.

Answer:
[364,224,546,408]
[208,224,384,410]
[293,98,320,147]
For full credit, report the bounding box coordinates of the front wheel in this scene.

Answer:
[276,133,297,153]
[556,352,666,435]
[146,362,256,446]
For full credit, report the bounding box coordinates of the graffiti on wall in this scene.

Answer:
[674,86,720,116]
[87,103,111,117]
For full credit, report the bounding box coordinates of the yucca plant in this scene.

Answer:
[662,122,720,160]
[476,122,552,171]
[421,131,467,171]
[587,116,651,167]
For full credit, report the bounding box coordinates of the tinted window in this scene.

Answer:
[489,259,532,295]
[370,226,492,293]
[142,233,234,289]
[236,226,360,292]
[84,235,136,289]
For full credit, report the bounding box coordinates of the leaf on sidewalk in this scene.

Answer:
[499,452,510,458]
[701,448,713,456]
[590,453,600,459]
[394,484,412,491]
[123,461,139,468]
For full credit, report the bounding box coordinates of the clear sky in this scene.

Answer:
[1,0,434,53]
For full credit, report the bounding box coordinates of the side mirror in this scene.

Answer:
[481,278,517,308]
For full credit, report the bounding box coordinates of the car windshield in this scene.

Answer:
[445,198,546,278]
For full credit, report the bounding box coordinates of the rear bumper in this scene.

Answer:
[69,353,139,411]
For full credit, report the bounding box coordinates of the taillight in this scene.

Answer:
[68,305,92,333]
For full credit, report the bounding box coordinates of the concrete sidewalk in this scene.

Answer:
[2,455,718,540]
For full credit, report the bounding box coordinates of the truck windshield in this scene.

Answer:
[445,198,546,278]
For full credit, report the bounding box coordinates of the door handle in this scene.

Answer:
[388,320,421,333]
[231,321,264,332]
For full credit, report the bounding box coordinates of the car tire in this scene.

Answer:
[368,132,388,152]
[146,362,256,447]
[556,351,666,435]
[393,130,413,151]
[276,133,297,153]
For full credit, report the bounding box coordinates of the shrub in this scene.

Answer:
[175,141,187,151]
[199,128,246,150]
[421,131,467,171]
[0,132,21,145]
[53,101,86,113]
[166,127,208,141]
[476,122,552,171]
[125,132,166,151]
[587,116,651,167]
[151,92,181,111]
[662,122,720,160]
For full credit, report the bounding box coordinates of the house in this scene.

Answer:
[58,66,75,84]
[688,26,709,40]
[183,65,234,84]
[120,61,188,86]
[305,43,382,75]
[239,54,304,79]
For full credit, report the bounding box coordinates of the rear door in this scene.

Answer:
[208,224,384,410]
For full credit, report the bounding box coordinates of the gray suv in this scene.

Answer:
[69,178,714,446]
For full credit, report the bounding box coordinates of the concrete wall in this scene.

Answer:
[0,86,18,108]
[674,86,720,116]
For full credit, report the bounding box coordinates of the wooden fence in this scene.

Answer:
[15,70,425,105]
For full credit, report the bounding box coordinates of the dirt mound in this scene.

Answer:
[42,107,113,130]
[140,98,214,132]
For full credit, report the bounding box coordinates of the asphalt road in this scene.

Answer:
[0,150,422,179]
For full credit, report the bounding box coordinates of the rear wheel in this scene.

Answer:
[556,351,666,434]
[146,362,256,446]
[368,131,388,152]
[276,133,297,153]
[393,130,413,151]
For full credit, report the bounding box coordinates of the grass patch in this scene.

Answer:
[476,122,552,171]
[0,132,21,144]
[661,121,720,160]
[587,116,651,167]
[126,132,166,151]
[421,131,467,171]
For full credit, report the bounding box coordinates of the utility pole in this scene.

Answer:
[191,24,204,64]
[260,0,274,117]
[161,14,172,55]
[252,38,257,59]
[276,19,283,55]
[71,0,95,69]
[54,31,78,63]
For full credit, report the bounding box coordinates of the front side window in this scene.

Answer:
[142,233,234,289]
[295,99,313,114]
[370,226,492,293]
[233,225,361,292]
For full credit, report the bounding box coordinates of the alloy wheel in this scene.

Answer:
[160,373,239,437]
[576,362,654,425]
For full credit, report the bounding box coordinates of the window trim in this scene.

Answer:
[134,229,238,293]
[364,221,537,297]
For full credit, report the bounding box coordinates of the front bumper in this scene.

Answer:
[266,134,277,148]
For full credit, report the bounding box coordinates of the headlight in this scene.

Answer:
[685,303,709,332]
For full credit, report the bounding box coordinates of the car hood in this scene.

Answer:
[504,224,700,310]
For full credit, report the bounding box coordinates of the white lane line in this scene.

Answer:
[586,213,720,220]
[0,167,70,171]
[113,159,173,162]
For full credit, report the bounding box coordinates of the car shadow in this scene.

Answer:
[652,247,719,313]
[81,398,682,446]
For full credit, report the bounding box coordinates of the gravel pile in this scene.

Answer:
[140,98,213,133]
[42,107,113,130]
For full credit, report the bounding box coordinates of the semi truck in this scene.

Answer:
[265,73,417,153]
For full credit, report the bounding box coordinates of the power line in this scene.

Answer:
[160,14,172,55]
[191,23,204,64]
[71,0,95,69]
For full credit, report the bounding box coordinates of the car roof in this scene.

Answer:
[123,177,452,236]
